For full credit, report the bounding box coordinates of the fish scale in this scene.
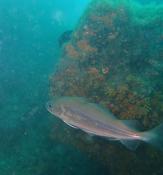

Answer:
[67,106,136,138]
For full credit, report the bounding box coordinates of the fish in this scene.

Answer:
[58,30,73,47]
[46,96,163,151]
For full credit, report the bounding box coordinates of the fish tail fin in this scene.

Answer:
[142,123,163,151]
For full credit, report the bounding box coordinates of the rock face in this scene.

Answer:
[50,0,163,174]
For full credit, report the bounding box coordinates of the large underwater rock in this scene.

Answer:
[50,0,163,174]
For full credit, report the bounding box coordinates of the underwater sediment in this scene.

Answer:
[50,0,163,174]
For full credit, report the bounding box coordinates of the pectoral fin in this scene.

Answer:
[63,121,77,129]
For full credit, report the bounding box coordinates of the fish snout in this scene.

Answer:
[46,101,53,113]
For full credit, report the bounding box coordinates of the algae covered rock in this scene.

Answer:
[49,0,163,174]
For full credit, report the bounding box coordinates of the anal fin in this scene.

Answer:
[120,140,140,151]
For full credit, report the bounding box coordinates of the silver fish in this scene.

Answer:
[46,96,163,150]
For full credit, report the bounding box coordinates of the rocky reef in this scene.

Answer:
[49,0,163,174]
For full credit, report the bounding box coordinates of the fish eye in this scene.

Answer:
[46,102,52,109]
[48,104,52,108]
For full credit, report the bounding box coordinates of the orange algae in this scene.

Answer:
[65,44,79,59]
[87,67,99,75]
[77,40,97,53]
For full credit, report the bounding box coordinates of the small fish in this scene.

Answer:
[46,96,163,151]
[58,30,73,47]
